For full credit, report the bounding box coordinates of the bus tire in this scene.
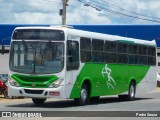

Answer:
[75,83,89,106]
[128,81,136,101]
[32,98,46,105]
[118,81,136,101]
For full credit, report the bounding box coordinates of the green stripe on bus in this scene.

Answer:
[11,74,58,88]
[116,40,134,44]
[69,64,150,98]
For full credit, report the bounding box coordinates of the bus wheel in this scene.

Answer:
[118,81,136,101]
[128,81,136,101]
[32,98,46,105]
[75,83,89,106]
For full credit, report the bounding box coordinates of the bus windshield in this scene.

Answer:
[9,41,64,74]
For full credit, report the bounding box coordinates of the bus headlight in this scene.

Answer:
[9,78,20,87]
[49,77,64,88]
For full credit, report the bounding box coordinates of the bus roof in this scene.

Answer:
[14,26,156,46]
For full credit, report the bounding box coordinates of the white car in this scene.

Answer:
[157,73,160,87]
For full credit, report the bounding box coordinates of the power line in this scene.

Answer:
[78,0,160,23]
[95,0,160,22]
[99,0,160,21]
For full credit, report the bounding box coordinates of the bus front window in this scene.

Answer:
[9,41,64,74]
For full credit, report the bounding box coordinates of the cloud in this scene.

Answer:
[0,0,61,24]
[110,0,160,24]
[67,3,112,24]
[0,0,160,24]
[14,12,61,24]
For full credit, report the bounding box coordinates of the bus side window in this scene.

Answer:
[104,41,117,63]
[80,37,91,62]
[92,39,104,63]
[67,40,79,71]
[128,44,138,64]
[138,45,148,65]
[148,46,156,66]
[117,43,128,64]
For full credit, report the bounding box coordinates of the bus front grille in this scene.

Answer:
[22,84,47,88]
[24,89,44,94]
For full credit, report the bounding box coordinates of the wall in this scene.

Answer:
[0,53,9,73]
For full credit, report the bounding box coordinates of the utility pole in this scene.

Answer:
[61,0,69,25]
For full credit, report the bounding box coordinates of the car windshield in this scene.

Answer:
[0,74,8,81]
[9,41,64,74]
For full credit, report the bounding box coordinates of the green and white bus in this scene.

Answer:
[8,26,157,105]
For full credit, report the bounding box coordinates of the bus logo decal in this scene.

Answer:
[32,84,36,87]
[102,64,116,89]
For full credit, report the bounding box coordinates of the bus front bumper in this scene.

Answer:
[8,83,66,99]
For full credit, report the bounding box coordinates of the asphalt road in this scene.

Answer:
[0,88,160,120]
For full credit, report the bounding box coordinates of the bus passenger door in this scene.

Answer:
[65,40,79,98]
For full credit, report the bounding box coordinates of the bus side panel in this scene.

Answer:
[69,63,151,99]
[136,66,157,94]
[101,64,150,96]
[69,63,105,98]
[65,64,85,99]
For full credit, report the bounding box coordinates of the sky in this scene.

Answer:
[1,0,160,25]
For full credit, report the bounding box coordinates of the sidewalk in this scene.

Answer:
[149,87,160,93]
